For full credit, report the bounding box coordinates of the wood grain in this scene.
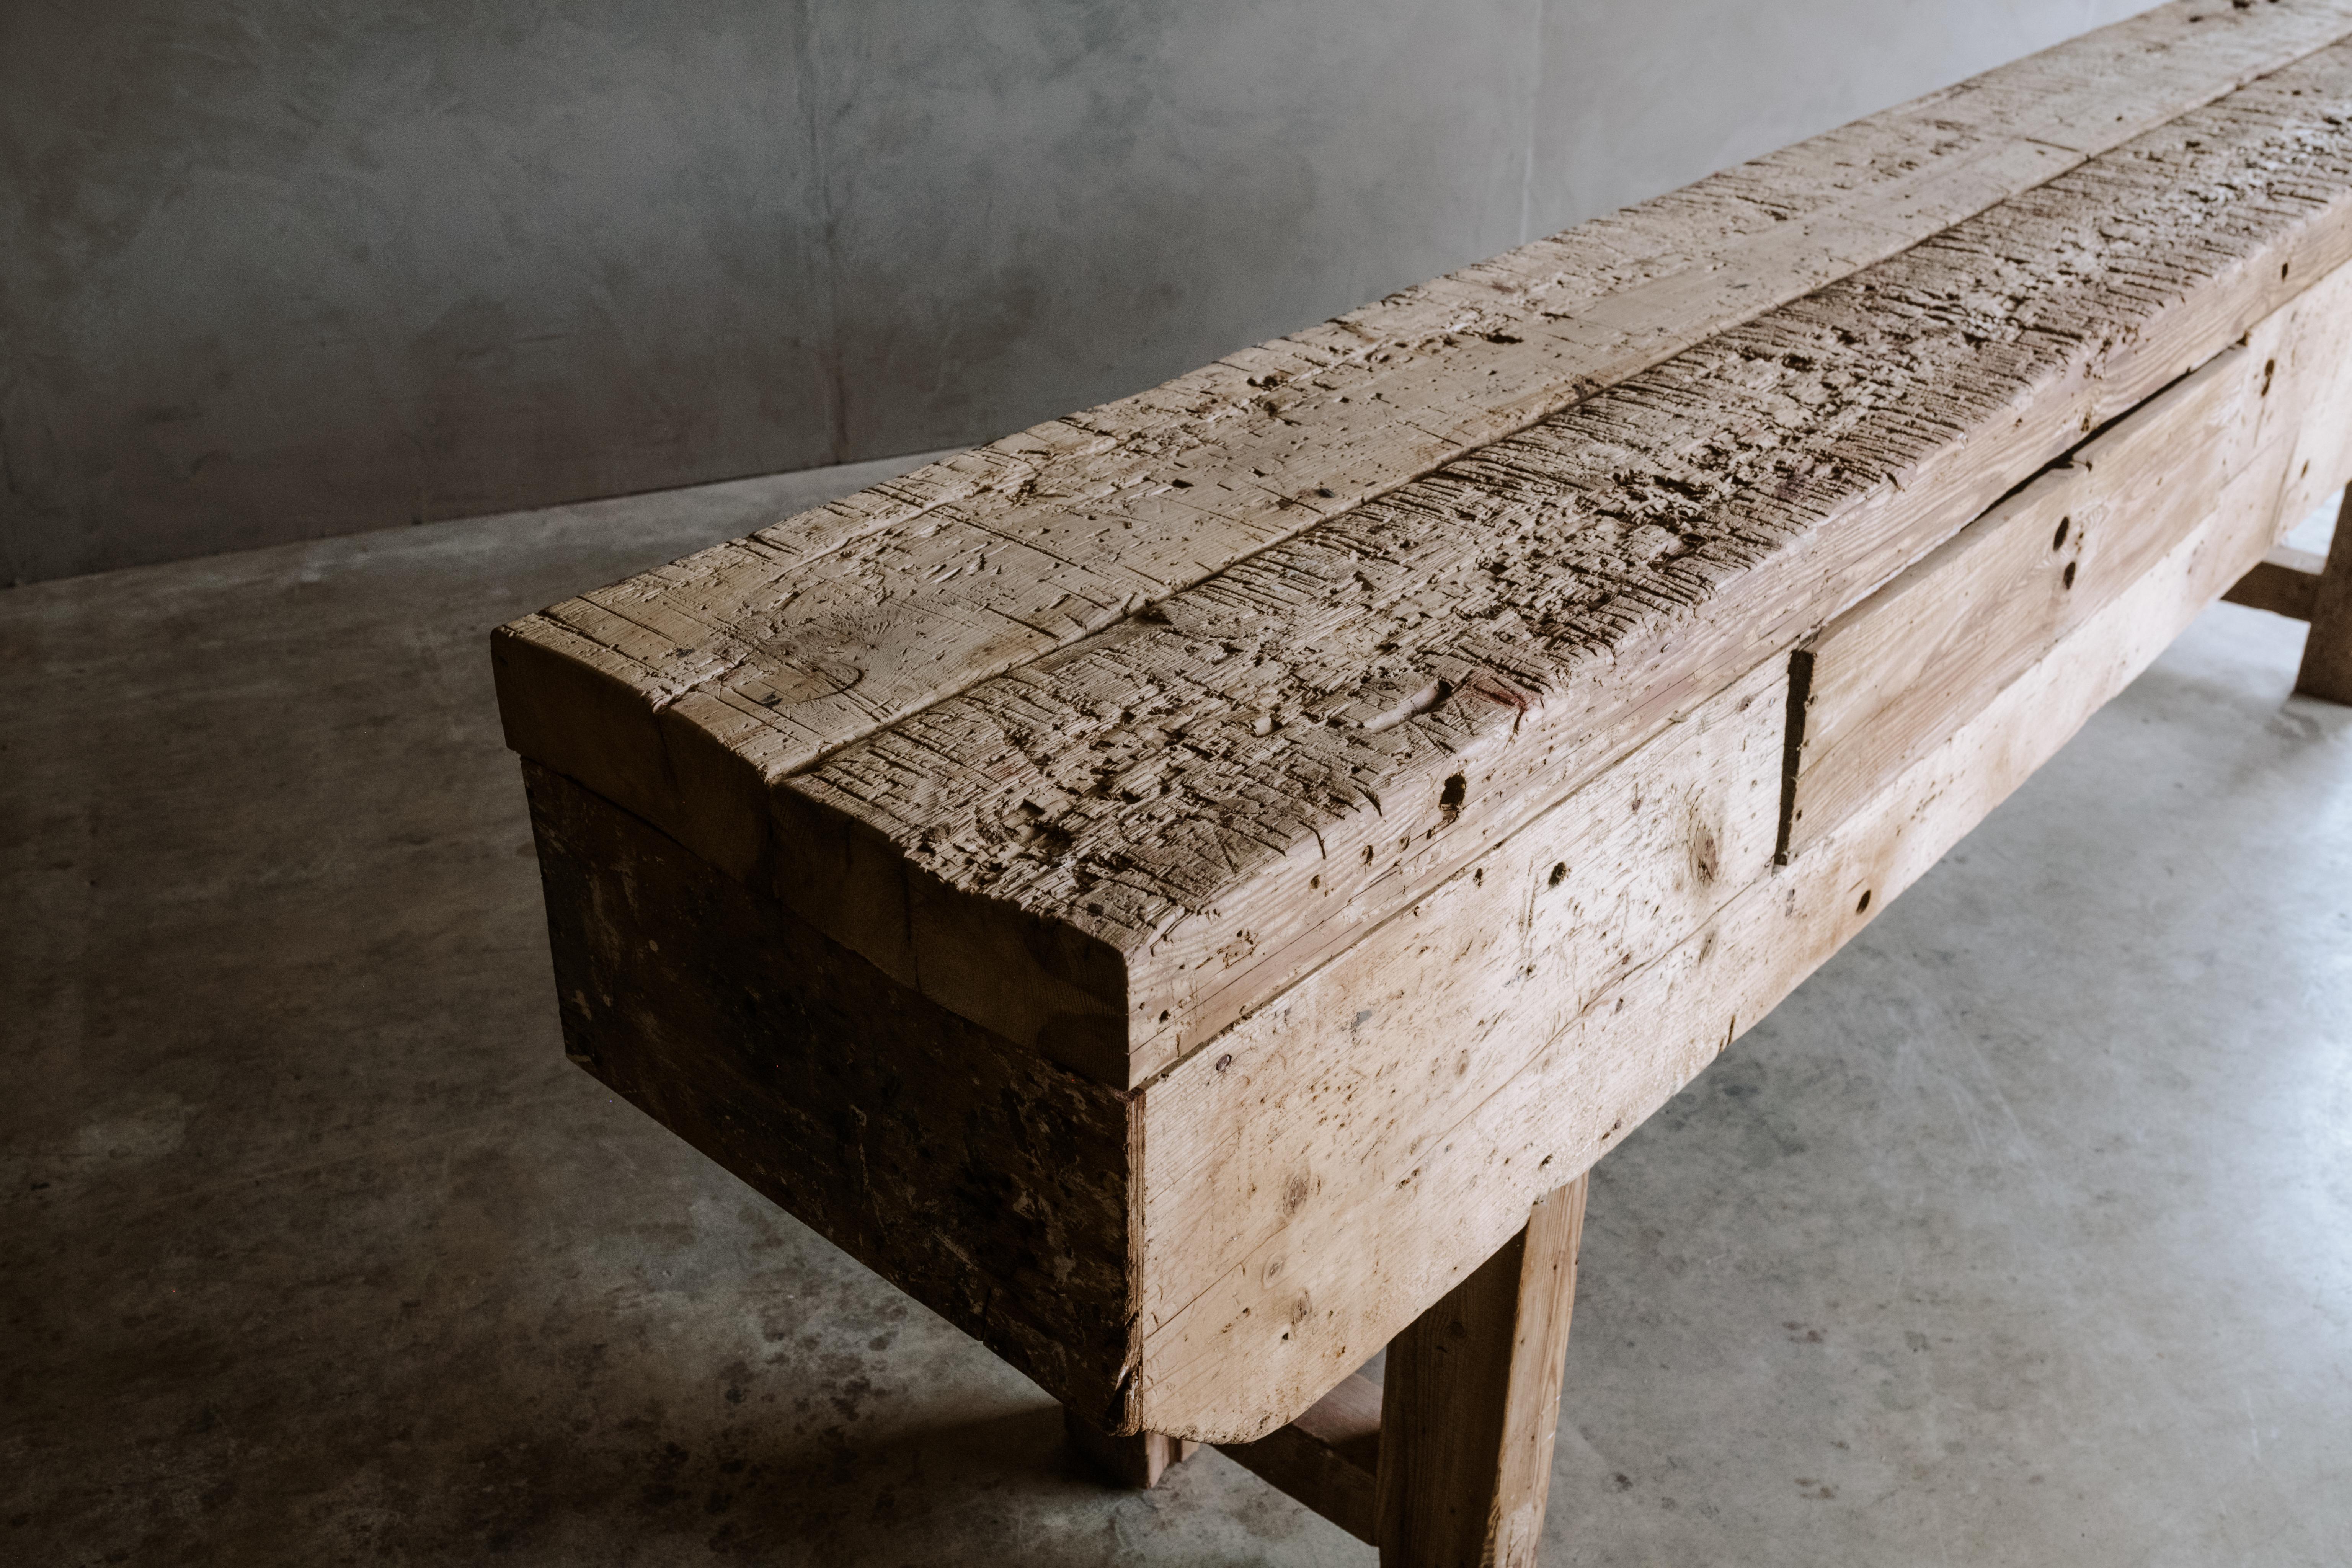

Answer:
[499,5,2352,1460]
[1126,395,2292,1441]
[786,47,2352,1085]
[496,0,2352,893]
[1375,1178,1586,1568]
[1778,263,2346,859]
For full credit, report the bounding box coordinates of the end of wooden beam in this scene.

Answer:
[2221,544,2327,622]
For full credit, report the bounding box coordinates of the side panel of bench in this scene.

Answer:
[1788,261,2352,858]
[522,762,1141,1425]
[1127,278,2350,1442]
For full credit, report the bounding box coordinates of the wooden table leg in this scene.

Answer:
[1063,1405,1199,1489]
[1376,1175,1588,1568]
[2295,485,2352,704]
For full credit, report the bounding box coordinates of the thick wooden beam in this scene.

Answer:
[1128,398,2288,1440]
[497,2,2352,859]
[773,43,2352,1091]
[496,6,2352,1093]
[1376,1177,1587,1568]
[1216,1372,1384,1543]
[2296,487,2352,700]
[2223,543,2329,620]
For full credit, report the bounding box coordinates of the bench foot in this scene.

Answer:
[2295,487,2352,703]
[1062,1405,1198,1489]
[1377,1174,1589,1567]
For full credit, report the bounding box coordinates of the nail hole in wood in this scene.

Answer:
[1548,862,1568,887]
[2052,516,2070,550]
[2063,561,2078,589]
[1857,889,1872,913]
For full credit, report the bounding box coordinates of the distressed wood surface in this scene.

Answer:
[1778,268,2337,859]
[1126,422,2290,1440]
[1376,1178,1586,1568]
[1133,653,1785,1359]
[781,45,2352,1086]
[1214,1371,1384,1543]
[495,0,2352,889]
[499,2,2352,1465]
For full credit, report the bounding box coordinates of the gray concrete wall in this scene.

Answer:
[0,1,2153,585]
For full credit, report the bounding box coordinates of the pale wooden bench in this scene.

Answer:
[493,3,2352,1559]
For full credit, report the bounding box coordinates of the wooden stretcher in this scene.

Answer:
[492,3,2352,1559]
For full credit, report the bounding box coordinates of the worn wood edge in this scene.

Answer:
[1128,450,2286,1441]
[492,1,2352,914]
[2222,544,2328,618]
[785,63,2352,1090]
[1214,1371,1383,1543]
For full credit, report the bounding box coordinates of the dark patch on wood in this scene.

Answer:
[522,760,1138,1423]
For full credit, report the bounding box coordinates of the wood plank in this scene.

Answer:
[2223,543,2329,619]
[1132,653,1784,1366]
[2297,486,2352,699]
[1214,1372,1383,1543]
[518,760,1144,1429]
[1126,377,2294,1442]
[786,52,2352,1087]
[1779,251,2352,860]
[1375,1177,1586,1568]
[495,0,2352,883]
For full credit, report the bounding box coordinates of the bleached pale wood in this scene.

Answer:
[494,0,2352,894]
[1131,652,1784,1357]
[1215,1371,1384,1543]
[2296,485,2352,698]
[499,3,2352,1468]
[1376,1178,1586,1568]
[1780,262,2348,858]
[1127,424,2290,1441]
[2222,543,2328,619]
[780,48,2352,1087]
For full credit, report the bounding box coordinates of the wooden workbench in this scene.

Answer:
[494,3,2352,1559]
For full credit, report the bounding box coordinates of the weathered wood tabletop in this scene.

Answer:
[495,3,2352,1558]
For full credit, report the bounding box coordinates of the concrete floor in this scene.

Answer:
[4,464,2347,1567]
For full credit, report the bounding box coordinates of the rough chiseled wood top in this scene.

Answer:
[496,0,2352,1087]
